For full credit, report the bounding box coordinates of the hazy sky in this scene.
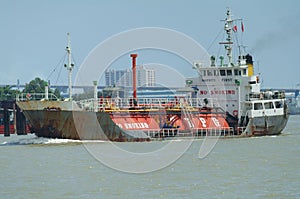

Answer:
[1,0,300,88]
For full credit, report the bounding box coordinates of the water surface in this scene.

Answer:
[1,116,299,198]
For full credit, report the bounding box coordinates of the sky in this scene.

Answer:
[1,0,300,89]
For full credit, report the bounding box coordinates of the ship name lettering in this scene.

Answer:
[116,123,123,128]
[184,117,194,128]
[221,78,232,82]
[212,117,221,127]
[202,79,216,82]
[199,117,207,128]
[210,90,235,95]
[199,90,235,95]
[199,90,208,95]
[124,122,149,129]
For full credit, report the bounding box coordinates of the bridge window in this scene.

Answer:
[226,70,232,76]
[264,102,274,109]
[234,69,241,76]
[220,70,226,76]
[254,103,263,110]
[207,70,213,76]
[214,70,219,76]
[275,101,283,108]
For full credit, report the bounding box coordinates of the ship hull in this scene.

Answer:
[21,110,150,141]
[243,114,289,136]
[17,100,234,141]
[17,97,289,140]
[21,109,232,141]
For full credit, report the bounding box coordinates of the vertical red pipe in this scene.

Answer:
[130,53,138,100]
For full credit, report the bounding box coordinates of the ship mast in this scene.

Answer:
[65,33,74,100]
[225,9,233,66]
[220,8,234,66]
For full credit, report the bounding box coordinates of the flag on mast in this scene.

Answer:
[241,21,244,32]
[233,25,237,32]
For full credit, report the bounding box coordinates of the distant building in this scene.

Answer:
[105,65,155,87]
[105,69,131,87]
[137,65,156,87]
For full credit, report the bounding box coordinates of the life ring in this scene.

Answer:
[233,110,238,117]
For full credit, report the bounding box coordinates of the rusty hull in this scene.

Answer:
[16,100,150,141]
[22,109,150,141]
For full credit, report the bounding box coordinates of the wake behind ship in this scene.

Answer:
[16,9,289,141]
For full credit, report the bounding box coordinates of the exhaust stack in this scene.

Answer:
[130,54,138,101]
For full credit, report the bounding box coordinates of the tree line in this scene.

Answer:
[0,77,61,101]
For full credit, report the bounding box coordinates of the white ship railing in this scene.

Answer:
[194,127,234,137]
[16,92,224,111]
[16,93,59,101]
[145,127,234,138]
[77,97,222,112]
[246,91,286,101]
[145,129,178,138]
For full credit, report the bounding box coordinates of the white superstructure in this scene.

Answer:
[185,8,288,135]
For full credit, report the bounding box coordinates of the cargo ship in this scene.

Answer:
[16,9,289,141]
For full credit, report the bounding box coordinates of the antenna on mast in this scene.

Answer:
[64,33,74,100]
[219,8,242,66]
[220,8,233,66]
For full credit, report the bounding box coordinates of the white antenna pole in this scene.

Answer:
[65,33,74,100]
[225,8,233,66]
[220,8,241,66]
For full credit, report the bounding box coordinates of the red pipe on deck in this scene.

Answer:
[130,54,138,100]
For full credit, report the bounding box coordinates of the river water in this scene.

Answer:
[1,115,299,199]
